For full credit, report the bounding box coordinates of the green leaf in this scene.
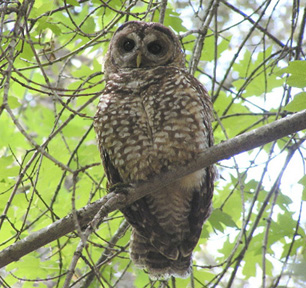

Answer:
[217,235,237,259]
[0,156,19,179]
[233,47,283,97]
[8,254,55,279]
[82,17,96,34]
[298,174,306,186]
[290,260,306,281]
[45,22,62,35]
[285,92,306,112]
[208,209,237,233]
[192,268,215,285]
[161,9,187,33]
[276,191,293,210]
[36,16,61,35]
[134,269,150,287]
[233,49,252,77]
[243,252,273,278]
[277,60,306,88]
[298,175,306,201]
[0,112,30,150]
[31,1,54,16]
[201,33,231,62]
[281,237,305,259]
[10,96,21,108]
[219,101,262,137]
[20,42,35,61]
[242,254,259,277]
[66,0,80,6]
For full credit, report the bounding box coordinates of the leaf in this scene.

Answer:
[277,60,306,88]
[0,156,18,179]
[36,16,61,35]
[232,47,283,97]
[8,254,55,279]
[275,191,293,210]
[276,212,296,235]
[232,72,283,97]
[208,209,237,233]
[220,102,262,137]
[0,113,29,150]
[243,252,273,278]
[192,268,215,285]
[162,9,187,32]
[201,33,231,62]
[281,238,304,259]
[134,269,150,287]
[82,16,96,34]
[242,253,259,277]
[20,42,35,61]
[290,260,306,281]
[7,96,21,108]
[298,175,306,201]
[31,1,54,16]
[66,0,80,6]
[285,92,306,112]
[45,22,62,36]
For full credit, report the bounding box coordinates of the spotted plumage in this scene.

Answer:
[94,21,214,279]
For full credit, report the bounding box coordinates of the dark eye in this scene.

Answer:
[147,41,163,55]
[123,39,135,52]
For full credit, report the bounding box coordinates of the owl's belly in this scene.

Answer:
[145,168,206,239]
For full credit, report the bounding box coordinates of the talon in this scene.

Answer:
[109,182,132,195]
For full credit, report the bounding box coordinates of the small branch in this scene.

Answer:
[0,109,305,268]
[80,220,130,287]
[63,189,127,287]
[189,0,215,75]
[220,0,286,48]
[158,0,167,24]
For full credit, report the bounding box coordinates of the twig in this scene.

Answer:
[189,0,215,75]
[80,220,129,287]
[159,0,167,24]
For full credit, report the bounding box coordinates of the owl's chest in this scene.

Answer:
[98,83,192,144]
[97,86,161,145]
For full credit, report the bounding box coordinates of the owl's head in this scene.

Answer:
[104,21,185,76]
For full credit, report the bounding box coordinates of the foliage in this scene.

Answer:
[0,0,305,287]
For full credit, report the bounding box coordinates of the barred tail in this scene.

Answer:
[130,230,192,279]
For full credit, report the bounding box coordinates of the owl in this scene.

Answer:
[94,21,215,279]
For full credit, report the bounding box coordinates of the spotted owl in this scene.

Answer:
[94,21,214,279]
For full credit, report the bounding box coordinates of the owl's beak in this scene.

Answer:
[136,52,142,68]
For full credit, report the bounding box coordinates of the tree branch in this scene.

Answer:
[0,109,305,268]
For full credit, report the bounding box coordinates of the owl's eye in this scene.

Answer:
[147,41,163,55]
[123,39,135,52]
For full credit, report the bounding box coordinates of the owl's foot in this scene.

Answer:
[108,182,133,196]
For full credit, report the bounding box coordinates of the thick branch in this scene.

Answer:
[0,109,305,268]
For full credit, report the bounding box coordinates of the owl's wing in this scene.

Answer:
[101,149,122,185]
[181,166,214,256]
[101,149,180,260]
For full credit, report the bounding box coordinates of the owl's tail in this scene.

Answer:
[130,230,192,279]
